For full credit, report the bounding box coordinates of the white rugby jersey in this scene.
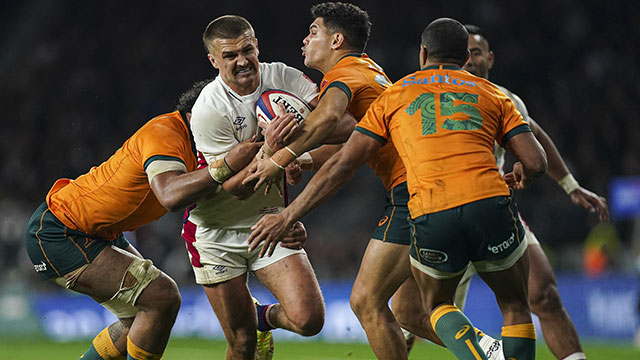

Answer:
[189,62,318,229]
[494,84,530,173]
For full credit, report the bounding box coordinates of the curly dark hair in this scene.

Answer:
[175,79,213,113]
[311,2,371,53]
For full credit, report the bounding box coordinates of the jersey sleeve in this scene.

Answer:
[354,93,389,144]
[278,63,319,104]
[138,121,191,169]
[496,94,531,146]
[319,66,363,104]
[190,95,237,165]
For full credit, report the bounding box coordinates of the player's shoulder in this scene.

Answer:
[138,111,187,136]
[191,78,233,121]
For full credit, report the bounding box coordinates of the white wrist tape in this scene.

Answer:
[209,158,234,184]
[297,152,313,170]
[285,146,299,158]
[558,174,580,194]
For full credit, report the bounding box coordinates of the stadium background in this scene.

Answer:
[1,0,639,354]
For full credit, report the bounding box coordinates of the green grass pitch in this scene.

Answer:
[1,337,638,359]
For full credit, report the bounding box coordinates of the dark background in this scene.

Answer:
[1,0,638,288]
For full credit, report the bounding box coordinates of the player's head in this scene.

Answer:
[462,24,494,79]
[302,2,371,72]
[176,79,213,121]
[202,15,260,95]
[419,18,469,69]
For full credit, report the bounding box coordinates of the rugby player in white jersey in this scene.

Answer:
[391,24,609,360]
[186,15,355,360]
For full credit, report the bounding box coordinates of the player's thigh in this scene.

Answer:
[354,239,411,304]
[410,265,465,311]
[202,274,256,331]
[72,245,140,301]
[254,253,323,312]
[476,250,530,312]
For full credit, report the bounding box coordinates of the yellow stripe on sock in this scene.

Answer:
[502,323,536,339]
[464,339,483,360]
[93,327,125,360]
[127,335,163,360]
[429,304,460,329]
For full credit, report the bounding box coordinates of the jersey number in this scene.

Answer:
[405,92,483,135]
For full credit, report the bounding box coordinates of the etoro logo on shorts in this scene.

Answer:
[419,248,448,263]
[487,233,515,254]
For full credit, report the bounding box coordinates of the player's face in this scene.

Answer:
[463,34,494,79]
[302,18,333,72]
[208,31,260,95]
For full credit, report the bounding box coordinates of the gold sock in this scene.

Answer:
[92,327,125,360]
[126,335,163,360]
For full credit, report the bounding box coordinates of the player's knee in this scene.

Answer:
[153,274,182,315]
[290,306,325,336]
[529,282,563,315]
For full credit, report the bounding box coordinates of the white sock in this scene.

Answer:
[562,352,587,360]
[477,333,504,360]
[401,327,415,342]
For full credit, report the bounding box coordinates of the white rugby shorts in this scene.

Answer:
[188,225,305,285]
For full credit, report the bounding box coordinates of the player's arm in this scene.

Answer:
[503,130,548,190]
[528,117,609,220]
[150,138,262,211]
[248,130,382,257]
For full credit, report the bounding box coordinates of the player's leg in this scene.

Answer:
[73,245,181,359]
[202,274,258,360]
[349,240,411,359]
[254,253,324,336]
[477,253,535,360]
[26,205,178,359]
[410,267,486,360]
[391,275,442,347]
[527,237,585,359]
[470,195,536,360]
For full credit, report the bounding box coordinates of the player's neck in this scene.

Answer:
[421,60,462,70]
[323,49,359,74]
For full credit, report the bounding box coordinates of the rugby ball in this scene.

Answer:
[255,89,312,126]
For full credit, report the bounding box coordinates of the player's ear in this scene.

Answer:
[487,50,494,70]
[255,38,260,57]
[419,45,428,69]
[331,32,345,50]
[207,53,219,70]
[463,49,471,65]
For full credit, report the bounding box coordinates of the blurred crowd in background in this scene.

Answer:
[1,0,638,291]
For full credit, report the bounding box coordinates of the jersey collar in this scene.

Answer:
[422,64,462,71]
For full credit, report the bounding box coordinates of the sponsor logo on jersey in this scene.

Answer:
[234,116,248,131]
[419,248,448,263]
[455,325,471,339]
[487,233,516,254]
[34,261,47,272]
[212,265,227,275]
[403,74,476,88]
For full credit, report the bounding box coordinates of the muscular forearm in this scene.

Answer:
[152,169,218,212]
[282,151,358,224]
[224,157,262,199]
[308,144,343,170]
[529,118,570,181]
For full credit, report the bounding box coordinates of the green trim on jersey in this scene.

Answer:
[143,155,185,171]
[501,124,532,146]
[355,127,387,145]
[422,64,462,71]
[320,81,352,103]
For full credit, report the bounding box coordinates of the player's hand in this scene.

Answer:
[504,162,533,190]
[264,109,298,152]
[285,161,303,186]
[248,213,294,257]
[243,158,284,196]
[569,187,610,221]
[224,136,262,172]
[280,221,307,250]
